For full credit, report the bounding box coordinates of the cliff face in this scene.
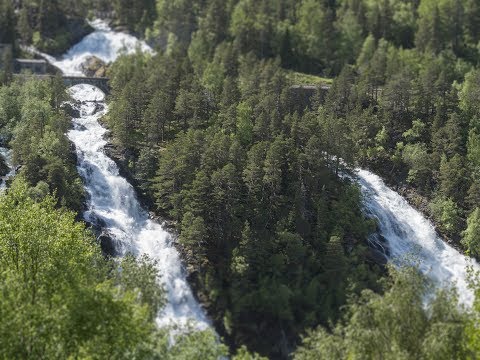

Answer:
[0,155,8,178]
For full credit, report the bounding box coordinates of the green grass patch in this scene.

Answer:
[286,71,333,85]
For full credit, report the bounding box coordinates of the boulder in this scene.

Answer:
[98,230,117,256]
[61,102,80,118]
[94,67,107,78]
[92,102,105,115]
[80,56,107,78]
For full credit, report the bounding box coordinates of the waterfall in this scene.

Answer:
[40,18,479,331]
[36,19,153,76]
[357,169,479,306]
[47,20,209,329]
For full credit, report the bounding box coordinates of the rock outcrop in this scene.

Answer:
[61,102,80,118]
[79,56,108,77]
[0,155,9,177]
[98,230,118,256]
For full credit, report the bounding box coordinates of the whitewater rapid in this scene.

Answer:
[38,19,152,76]
[47,20,209,329]
[357,169,479,305]
[42,17,478,325]
[68,86,209,329]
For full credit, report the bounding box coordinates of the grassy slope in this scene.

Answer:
[286,70,333,85]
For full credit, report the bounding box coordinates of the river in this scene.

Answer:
[39,18,478,331]
[48,20,209,330]
[357,169,479,305]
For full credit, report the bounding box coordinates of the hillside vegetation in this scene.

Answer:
[101,0,480,357]
[1,0,480,359]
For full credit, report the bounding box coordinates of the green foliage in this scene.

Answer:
[438,154,467,202]
[232,346,268,360]
[113,0,156,35]
[74,0,480,356]
[0,179,237,358]
[106,49,381,357]
[0,78,84,211]
[402,143,432,190]
[0,1,158,53]
[160,328,229,359]
[403,119,427,143]
[0,0,16,47]
[295,266,468,360]
[460,69,480,116]
[179,212,207,259]
[286,71,333,86]
[430,196,462,237]
[149,0,480,78]
[462,208,480,257]
[294,0,337,74]
[0,180,157,358]
[13,0,93,54]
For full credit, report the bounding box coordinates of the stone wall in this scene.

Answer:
[287,85,330,113]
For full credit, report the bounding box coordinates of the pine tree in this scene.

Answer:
[462,208,480,257]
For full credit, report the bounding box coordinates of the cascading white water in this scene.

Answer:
[37,19,153,76]
[39,17,478,329]
[68,86,209,329]
[357,169,479,305]
[45,20,209,329]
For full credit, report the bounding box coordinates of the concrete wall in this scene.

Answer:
[15,60,47,74]
[287,85,330,113]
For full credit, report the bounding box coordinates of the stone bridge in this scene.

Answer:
[62,76,110,94]
[13,74,111,95]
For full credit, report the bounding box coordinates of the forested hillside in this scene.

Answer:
[0,77,83,210]
[1,0,480,359]
[101,0,480,357]
[103,0,480,252]
[0,76,237,359]
[107,47,385,356]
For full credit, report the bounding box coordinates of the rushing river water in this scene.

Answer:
[37,19,153,76]
[37,18,478,330]
[357,169,479,305]
[50,20,209,329]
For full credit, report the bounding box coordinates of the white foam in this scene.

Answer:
[42,19,153,76]
[357,168,479,306]
[69,84,105,101]
[52,22,209,330]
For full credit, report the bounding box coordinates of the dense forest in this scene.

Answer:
[106,47,385,356]
[1,0,480,359]
[0,77,237,359]
[101,0,480,356]
[0,76,83,210]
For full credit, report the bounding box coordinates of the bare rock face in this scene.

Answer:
[0,155,8,177]
[98,230,117,256]
[365,247,388,266]
[61,102,80,118]
[79,56,107,77]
